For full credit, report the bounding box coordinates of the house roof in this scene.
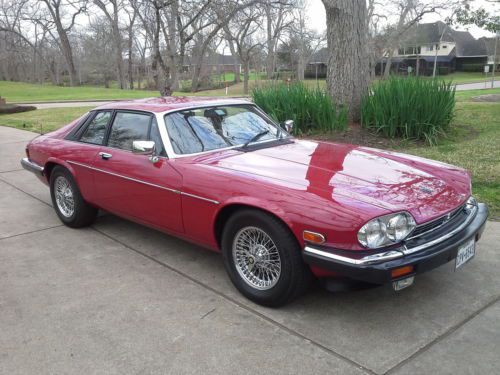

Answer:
[479,37,500,56]
[307,48,329,64]
[400,21,487,57]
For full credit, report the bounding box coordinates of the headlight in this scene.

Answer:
[357,212,416,249]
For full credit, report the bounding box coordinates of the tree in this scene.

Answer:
[40,0,87,86]
[264,0,294,79]
[224,7,263,94]
[321,0,368,121]
[455,1,499,32]
[93,0,126,89]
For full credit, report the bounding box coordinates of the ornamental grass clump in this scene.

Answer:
[361,77,456,144]
[252,82,347,134]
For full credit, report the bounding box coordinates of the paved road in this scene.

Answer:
[455,80,500,91]
[1,126,499,374]
[32,100,114,109]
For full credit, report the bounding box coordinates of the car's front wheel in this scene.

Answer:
[50,166,97,228]
[222,209,311,307]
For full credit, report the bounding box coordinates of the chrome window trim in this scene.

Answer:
[66,160,219,204]
[154,101,290,159]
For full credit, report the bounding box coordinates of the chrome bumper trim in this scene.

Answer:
[20,158,44,177]
[303,246,404,265]
[402,202,478,255]
[305,201,479,265]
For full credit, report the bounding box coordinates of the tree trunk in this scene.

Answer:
[322,0,368,121]
[265,4,274,79]
[383,49,394,77]
[243,60,250,94]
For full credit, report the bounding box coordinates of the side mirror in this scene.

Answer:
[132,140,156,155]
[132,140,159,163]
[281,119,294,133]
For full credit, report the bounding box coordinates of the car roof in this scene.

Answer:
[94,96,253,113]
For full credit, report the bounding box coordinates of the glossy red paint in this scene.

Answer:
[25,97,471,277]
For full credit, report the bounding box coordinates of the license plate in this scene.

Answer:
[455,238,475,270]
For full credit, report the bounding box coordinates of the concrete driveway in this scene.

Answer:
[1,126,499,375]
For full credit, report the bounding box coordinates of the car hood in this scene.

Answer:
[195,140,470,224]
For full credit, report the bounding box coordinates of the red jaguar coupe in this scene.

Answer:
[21,97,488,306]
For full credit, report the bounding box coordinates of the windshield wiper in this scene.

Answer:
[241,130,269,148]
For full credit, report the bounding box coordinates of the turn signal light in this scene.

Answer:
[391,265,414,279]
[303,231,326,244]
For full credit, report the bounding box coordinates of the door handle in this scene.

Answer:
[99,152,112,160]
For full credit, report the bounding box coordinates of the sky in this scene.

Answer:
[306,0,497,39]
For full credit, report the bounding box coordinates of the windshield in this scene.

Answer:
[164,105,284,155]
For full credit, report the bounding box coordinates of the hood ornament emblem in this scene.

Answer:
[419,186,433,194]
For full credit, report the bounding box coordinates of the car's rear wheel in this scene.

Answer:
[222,209,311,307]
[50,166,97,228]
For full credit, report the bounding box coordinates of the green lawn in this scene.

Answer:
[0,81,158,103]
[1,89,498,218]
[0,106,93,133]
[397,101,499,219]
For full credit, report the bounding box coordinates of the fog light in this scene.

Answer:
[391,265,414,278]
[303,230,326,244]
[392,276,414,291]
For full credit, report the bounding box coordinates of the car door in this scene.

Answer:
[91,110,184,233]
[65,110,114,204]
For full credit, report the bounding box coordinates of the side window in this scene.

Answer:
[107,112,151,151]
[79,111,112,145]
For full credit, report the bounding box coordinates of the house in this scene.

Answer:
[380,21,488,75]
[479,37,500,68]
[183,53,241,76]
[305,48,328,79]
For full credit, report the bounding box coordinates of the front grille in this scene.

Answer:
[409,203,466,239]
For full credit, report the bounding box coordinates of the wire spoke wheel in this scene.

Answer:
[54,176,75,218]
[232,226,281,290]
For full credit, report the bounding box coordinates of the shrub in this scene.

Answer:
[361,77,455,144]
[0,104,36,114]
[252,82,347,133]
[461,63,485,72]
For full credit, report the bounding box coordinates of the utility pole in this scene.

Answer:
[492,32,499,89]
[433,23,447,78]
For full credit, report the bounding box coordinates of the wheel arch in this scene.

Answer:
[44,158,77,183]
[213,200,296,250]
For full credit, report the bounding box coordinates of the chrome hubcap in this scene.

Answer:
[54,176,74,218]
[232,226,281,290]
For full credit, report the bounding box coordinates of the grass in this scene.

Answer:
[252,82,347,133]
[0,81,158,103]
[0,106,93,133]
[2,72,497,103]
[0,93,498,218]
[397,101,500,219]
[361,77,456,143]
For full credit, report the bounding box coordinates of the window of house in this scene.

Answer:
[417,46,421,54]
[429,45,434,51]
[398,47,405,55]
[79,111,112,145]
[442,45,447,49]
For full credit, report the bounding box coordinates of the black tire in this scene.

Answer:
[50,166,97,228]
[221,209,311,307]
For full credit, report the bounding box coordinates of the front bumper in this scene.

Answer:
[303,202,489,285]
[21,157,44,177]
